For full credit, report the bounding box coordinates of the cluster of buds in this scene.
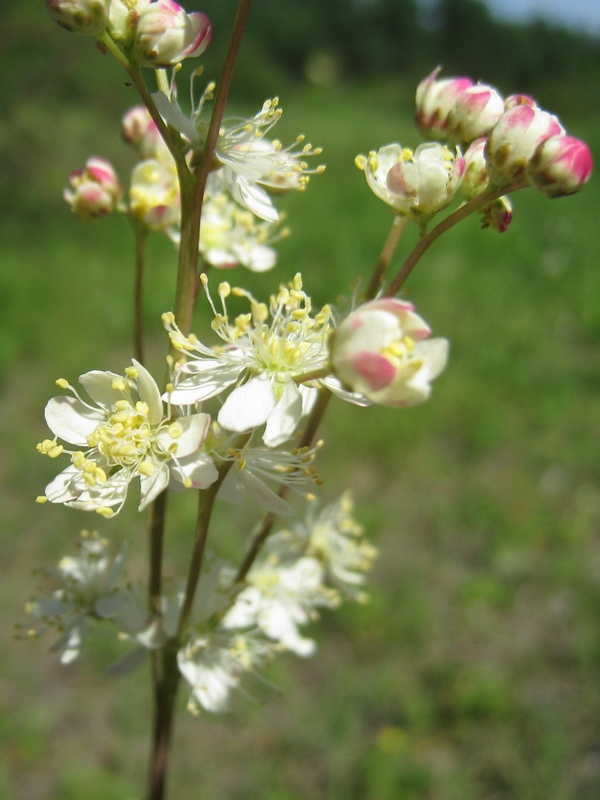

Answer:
[63,156,123,220]
[45,0,212,69]
[415,67,592,199]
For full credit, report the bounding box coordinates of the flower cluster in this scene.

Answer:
[46,0,212,68]
[26,497,376,714]
[358,66,592,234]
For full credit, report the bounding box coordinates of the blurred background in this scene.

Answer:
[2,1,600,798]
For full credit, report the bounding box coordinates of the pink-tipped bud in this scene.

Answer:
[415,67,474,141]
[133,0,212,68]
[63,157,122,220]
[480,196,513,233]
[461,137,489,200]
[447,84,505,147]
[45,0,109,35]
[486,104,565,186]
[122,105,169,160]
[504,94,537,111]
[526,135,593,198]
[330,299,449,407]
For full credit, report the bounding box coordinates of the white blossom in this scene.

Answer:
[37,359,213,517]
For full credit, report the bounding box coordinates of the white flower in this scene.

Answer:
[356,142,465,224]
[152,89,324,221]
[37,359,212,517]
[169,182,286,272]
[329,298,449,407]
[24,530,129,664]
[217,434,323,516]
[129,156,180,231]
[178,630,274,714]
[269,493,377,602]
[223,556,335,656]
[163,273,332,446]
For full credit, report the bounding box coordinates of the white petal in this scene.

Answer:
[263,381,303,447]
[155,412,210,457]
[44,396,103,445]
[218,375,275,433]
[139,463,170,510]
[169,362,243,404]
[78,370,124,409]
[170,452,219,489]
[132,359,163,426]
[237,469,293,515]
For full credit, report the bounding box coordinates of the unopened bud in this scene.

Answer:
[45,0,109,35]
[461,137,489,199]
[415,67,474,141]
[122,105,170,160]
[64,157,122,220]
[447,84,505,147]
[504,94,536,111]
[486,104,564,186]
[330,299,448,407]
[133,0,212,68]
[526,135,593,198]
[480,196,513,233]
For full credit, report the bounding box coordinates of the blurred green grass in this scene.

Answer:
[3,7,600,800]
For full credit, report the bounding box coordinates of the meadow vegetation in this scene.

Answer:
[2,3,600,799]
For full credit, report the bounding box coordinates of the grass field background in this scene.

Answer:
[2,6,600,799]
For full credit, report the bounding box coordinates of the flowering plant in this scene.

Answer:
[26,5,593,799]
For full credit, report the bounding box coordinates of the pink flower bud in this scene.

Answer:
[415,67,474,141]
[63,156,122,220]
[447,84,505,146]
[486,104,565,186]
[330,299,449,407]
[461,137,489,200]
[45,0,109,35]
[480,196,513,233]
[133,0,212,67]
[504,94,536,111]
[122,105,169,159]
[526,135,593,198]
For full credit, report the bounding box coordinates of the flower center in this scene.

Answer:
[87,400,154,467]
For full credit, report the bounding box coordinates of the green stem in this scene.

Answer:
[148,489,168,617]
[176,461,235,640]
[170,0,255,339]
[98,33,188,176]
[363,214,408,301]
[386,182,527,296]
[147,644,180,800]
[133,224,148,365]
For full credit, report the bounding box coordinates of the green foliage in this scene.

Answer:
[2,3,600,800]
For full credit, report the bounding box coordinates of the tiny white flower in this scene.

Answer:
[24,530,129,664]
[163,274,332,445]
[152,89,324,221]
[223,556,335,656]
[37,359,212,517]
[178,630,274,714]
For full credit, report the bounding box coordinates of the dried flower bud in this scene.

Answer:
[64,157,122,220]
[330,299,449,407]
[133,0,212,68]
[45,0,109,36]
[480,196,513,233]
[526,135,593,198]
[486,104,565,186]
[415,67,474,141]
[447,84,505,147]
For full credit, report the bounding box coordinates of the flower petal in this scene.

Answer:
[44,396,103,445]
[218,375,276,432]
